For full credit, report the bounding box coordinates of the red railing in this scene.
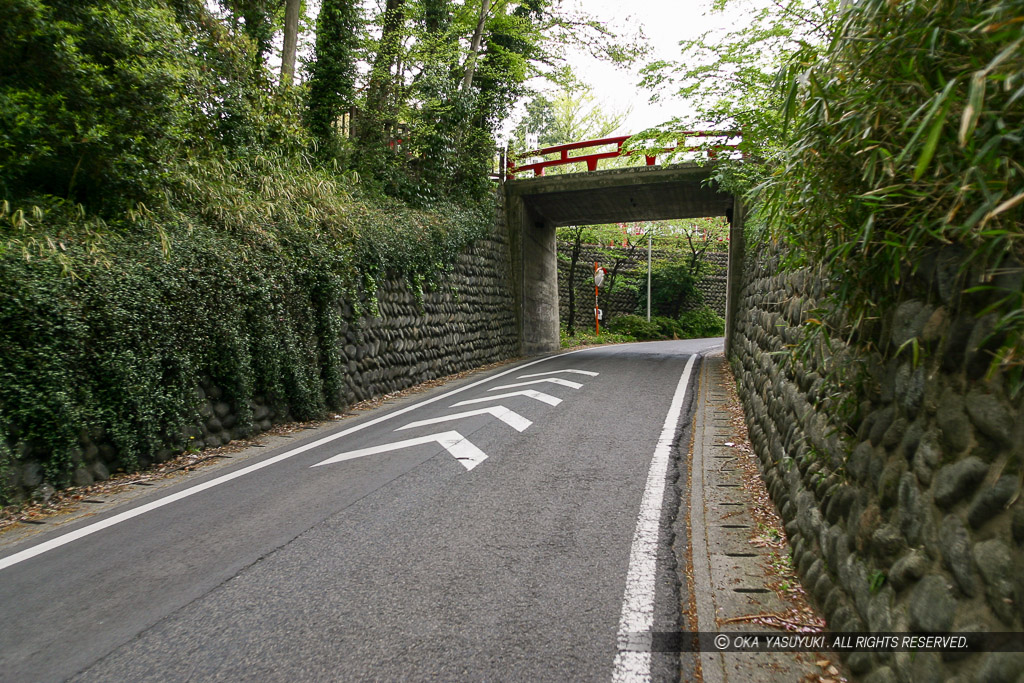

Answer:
[506,130,742,179]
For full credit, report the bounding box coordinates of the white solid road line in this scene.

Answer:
[0,350,588,573]
[451,389,562,408]
[311,431,488,471]
[487,378,583,391]
[396,406,532,433]
[517,369,599,378]
[611,354,697,683]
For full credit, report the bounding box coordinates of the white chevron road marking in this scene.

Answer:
[311,431,488,471]
[451,389,562,408]
[517,369,599,378]
[396,406,532,433]
[487,378,583,392]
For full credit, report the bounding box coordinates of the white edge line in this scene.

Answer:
[611,354,698,682]
[0,349,589,573]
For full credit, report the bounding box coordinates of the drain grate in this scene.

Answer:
[733,587,771,594]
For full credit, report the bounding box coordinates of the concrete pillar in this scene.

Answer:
[724,197,745,358]
[504,190,560,356]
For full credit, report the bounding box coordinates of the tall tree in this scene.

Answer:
[219,0,275,72]
[461,0,491,91]
[306,0,362,155]
[280,0,301,85]
[514,83,627,150]
[362,0,407,142]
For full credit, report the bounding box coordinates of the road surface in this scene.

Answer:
[0,339,719,682]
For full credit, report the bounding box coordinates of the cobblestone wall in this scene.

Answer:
[731,244,1024,681]
[5,226,517,503]
[556,243,728,329]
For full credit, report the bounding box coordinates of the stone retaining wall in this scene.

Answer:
[6,227,517,503]
[731,243,1024,681]
[557,243,727,330]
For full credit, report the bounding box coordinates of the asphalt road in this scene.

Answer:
[0,339,719,682]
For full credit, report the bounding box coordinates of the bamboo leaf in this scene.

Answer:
[982,192,1024,226]
[959,71,986,147]
[897,78,958,167]
[914,97,953,181]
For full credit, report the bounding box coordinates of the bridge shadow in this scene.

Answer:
[503,162,745,356]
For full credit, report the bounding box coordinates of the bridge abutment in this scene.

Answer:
[506,191,561,355]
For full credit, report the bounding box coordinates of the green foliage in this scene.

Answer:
[559,326,635,348]
[511,83,629,151]
[0,178,490,501]
[606,315,681,341]
[678,306,726,338]
[761,0,1024,388]
[607,315,662,340]
[0,0,497,503]
[306,0,362,160]
[633,0,839,196]
[0,0,195,208]
[606,310,724,341]
[635,259,704,319]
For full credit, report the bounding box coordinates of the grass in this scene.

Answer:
[559,327,637,348]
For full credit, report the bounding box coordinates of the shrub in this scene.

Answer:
[607,314,663,340]
[606,314,686,340]
[634,260,704,319]
[651,316,685,339]
[678,306,726,338]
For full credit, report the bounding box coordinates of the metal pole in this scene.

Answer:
[594,261,600,335]
[646,228,652,322]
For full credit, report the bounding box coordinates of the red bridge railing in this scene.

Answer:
[506,131,742,179]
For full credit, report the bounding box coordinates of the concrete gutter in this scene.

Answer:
[687,349,843,682]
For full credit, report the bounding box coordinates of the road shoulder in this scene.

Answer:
[686,350,848,683]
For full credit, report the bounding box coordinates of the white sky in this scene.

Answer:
[556,0,742,133]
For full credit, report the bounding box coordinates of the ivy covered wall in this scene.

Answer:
[0,210,517,506]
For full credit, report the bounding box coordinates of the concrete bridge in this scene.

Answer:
[503,160,745,355]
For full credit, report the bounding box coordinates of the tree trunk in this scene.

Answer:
[363,0,407,137]
[281,0,301,85]
[599,240,640,325]
[461,0,491,91]
[423,0,450,34]
[566,226,583,335]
